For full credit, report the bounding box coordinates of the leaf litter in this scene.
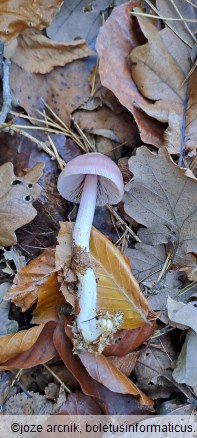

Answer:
[0,0,197,417]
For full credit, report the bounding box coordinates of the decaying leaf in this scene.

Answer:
[1,246,26,272]
[0,283,18,336]
[5,29,94,74]
[57,391,102,415]
[10,60,91,125]
[0,0,63,42]
[47,0,126,46]
[126,243,167,283]
[0,324,44,364]
[173,329,197,387]
[0,162,43,247]
[167,296,197,332]
[4,248,55,311]
[124,147,197,266]
[96,1,164,148]
[130,10,196,155]
[56,222,152,330]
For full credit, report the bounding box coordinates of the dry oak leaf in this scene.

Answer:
[56,222,153,330]
[123,147,197,266]
[0,162,43,247]
[4,248,56,311]
[96,1,164,149]
[0,0,63,42]
[5,29,94,74]
[130,10,197,155]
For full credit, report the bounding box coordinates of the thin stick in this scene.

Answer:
[43,364,71,393]
[106,204,141,242]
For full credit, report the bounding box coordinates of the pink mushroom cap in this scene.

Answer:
[57,152,124,206]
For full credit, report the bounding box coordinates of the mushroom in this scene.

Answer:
[57,152,124,348]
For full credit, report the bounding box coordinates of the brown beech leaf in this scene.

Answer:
[32,272,65,324]
[0,162,43,247]
[10,60,90,125]
[4,248,55,311]
[0,322,57,370]
[96,1,164,148]
[5,29,94,74]
[79,352,153,406]
[130,10,196,155]
[104,322,157,357]
[0,324,44,364]
[57,391,102,415]
[0,0,63,42]
[124,147,197,266]
[56,222,152,330]
[54,323,153,407]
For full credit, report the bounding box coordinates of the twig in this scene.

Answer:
[0,59,13,123]
[106,204,141,242]
[43,364,71,393]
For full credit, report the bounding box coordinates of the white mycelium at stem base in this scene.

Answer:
[73,174,111,342]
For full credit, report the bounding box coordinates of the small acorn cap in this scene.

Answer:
[57,152,124,206]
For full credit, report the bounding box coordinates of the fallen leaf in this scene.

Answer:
[57,222,152,330]
[104,322,157,357]
[130,9,196,155]
[4,248,56,311]
[73,107,139,147]
[156,0,197,48]
[0,162,43,247]
[173,329,197,387]
[125,244,166,283]
[0,0,63,42]
[54,322,153,407]
[0,324,44,364]
[123,147,197,266]
[57,391,102,415]
[32,272,65,324]
[5,29,94,74]
[0,321,57,370]
[105,351,140,377]
[10,60,91,125]
[1,246,26,272]
[47,0,126,46]
[146,271,182,311]
[134,347,172,387]
[0,282,18,336]
[167,296,197,332]
[96,1,164,148]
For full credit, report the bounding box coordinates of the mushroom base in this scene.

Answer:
[72,310,123,355]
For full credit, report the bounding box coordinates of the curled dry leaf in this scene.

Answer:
[79,352,153,406]
[54,323,153,407]
[130,10,196,155]
[96,1,164,148]
[56,222,152,330]
[32,272,65,324]
[124,147,197,266]
[5,29,94,74]
[0,0,63,42]
[173,329,197,387]
[0,321,57,370]
[4,248,55,311]
[0,162,43,247]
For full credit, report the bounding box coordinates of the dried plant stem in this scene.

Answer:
[43,364,71,393]
[176,280,197,296]
[106,204,141,243]
[155,251,172,284]
[3,124,65,167]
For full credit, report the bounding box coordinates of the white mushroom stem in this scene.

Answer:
[73,174,107,342]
